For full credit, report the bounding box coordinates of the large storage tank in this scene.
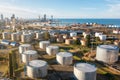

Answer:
[21,34,32,43]
[27,60,48,78]
[22,50,38,63]
[39,41,50,50]
[96,45,119,64]
[70,32,77,37]
[74,63,97,80]
[19,44,32,54]
[46,46,59,55]
[2,32,11,40]
[56,52,73,65]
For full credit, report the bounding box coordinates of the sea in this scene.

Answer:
[52,19,120,27]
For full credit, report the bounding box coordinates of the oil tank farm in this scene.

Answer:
[27,60,48,78]
[46,46,59,55]
[96,45,119,64]
[56,52,73,65]
[74,63,97,80]
[39,41,50,50]
[22,50,38,63]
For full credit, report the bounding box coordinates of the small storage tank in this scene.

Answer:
[56,52,73,65]
[74,63,97,80]
[65,39,74,45]
[80,39,86,46]
[19,44,32,54]
[27,60,48,78]
[70,32,77,37]
[56,38,64,43]
[46,46,59,55]
[99,35,106,41]
[63,35,68,39]
[2,32,11,40]
[21,34,32,43]
[11,33,21,41]
[95,32,102,37]
[39,41,50,50]
[36,32,44,40]
[22,50,38,63]
[96,45,119,64]
[29,32,36,39]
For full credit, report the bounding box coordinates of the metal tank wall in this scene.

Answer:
[96,45,119,63]
[46,46,59,55]
[22,50,38,63]
[56,52,73,65]
[74,63,97,80]
[39,41,50,50]
[27,60,48,78]
[19,44,32,54]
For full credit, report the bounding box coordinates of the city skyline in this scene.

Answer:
[0,0,120,18]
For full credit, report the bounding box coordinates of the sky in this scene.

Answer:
[0,0,120,19]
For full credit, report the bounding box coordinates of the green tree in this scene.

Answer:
[86,35,91,47]
[44,31,50,40]
[74,39,81,45]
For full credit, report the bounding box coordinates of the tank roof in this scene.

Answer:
[75,63,97,72]
[99,45,118,50]
[47,46,59,49]
[28,60,47,68]
[57,52,72,57]
[40,41,50,43]
[23,50,37,54]
[20,44,31,47]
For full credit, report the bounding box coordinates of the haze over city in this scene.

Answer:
[0,0,120,18]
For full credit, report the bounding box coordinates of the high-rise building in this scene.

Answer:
[1,14,3,21]
[51,15,53,21]
[43,14,47,22]
[11,14,16,30]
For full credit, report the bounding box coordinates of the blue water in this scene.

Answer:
[53,19,120,26]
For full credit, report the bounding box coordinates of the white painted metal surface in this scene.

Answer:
[27,60,48,78]
[74,63,97,80]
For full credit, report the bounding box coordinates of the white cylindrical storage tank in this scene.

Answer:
[99,35,106,41]
[11,33,21,41]
[22,50,38,63]
[21,34,32,43]
[2,32,11,40]
[36,32,44,40]
[29,32,36,39]
[95,32,102,37]
[19,44,32,54]
[65,39,74,45]
[27,60,48,78]
[63,35,68,39]
[74,63,97,80]
[70,32,77,37]
[39,41,50,50]
[56,52,73,65]
[96,45,119,64]
[46,46,59,55]
[80,40,86,46]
